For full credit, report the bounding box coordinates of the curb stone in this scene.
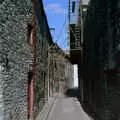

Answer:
[35,94,58,120]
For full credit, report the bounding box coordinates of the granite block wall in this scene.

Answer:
[0,0,33,120]
[82,0,120,119]
[34,0,49,117]
[49,48,69,94]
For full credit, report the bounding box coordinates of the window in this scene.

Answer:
[28,70,33,85]
[27,23,33,46]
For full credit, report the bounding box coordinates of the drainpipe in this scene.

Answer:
[47,50,50,100]
[31,0,36,119]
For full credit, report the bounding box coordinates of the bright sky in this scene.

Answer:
[43,1,83,88]
[43,0,90,50]
[43,0,68,50]
[74,65,78,87]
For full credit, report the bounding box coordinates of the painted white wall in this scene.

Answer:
[73,65,78,87]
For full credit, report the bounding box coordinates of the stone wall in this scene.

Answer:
[0,0,33,120]
[49,47,68,94]
[35,19,48,117]
[83,0,120,119]
[0,66,4,120]
[35,0,51,118]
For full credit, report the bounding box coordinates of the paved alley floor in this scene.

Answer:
[47,94,93,120]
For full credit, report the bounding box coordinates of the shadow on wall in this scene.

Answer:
[65,87,80,98]
[65,87,97,119]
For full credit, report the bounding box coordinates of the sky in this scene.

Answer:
[43,0,68,50]
[43,0,89,87]
[43,0,90,50]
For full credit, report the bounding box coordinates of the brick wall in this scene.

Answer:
[0,0,33,120]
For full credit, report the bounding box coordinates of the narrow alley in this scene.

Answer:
[46,94,92,120]
[36,93,93,120]
[0,0,120,120]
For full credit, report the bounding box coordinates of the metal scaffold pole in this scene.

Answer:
[80,0,83,45]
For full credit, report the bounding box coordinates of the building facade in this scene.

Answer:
[69,0,120,119]
[0,0,34,120]
[0,0,74,120]
[82,0,120,119]
[49,44,73,96]
[49,44,66,96]
[0,0,53,119]
[35,0,53,118]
